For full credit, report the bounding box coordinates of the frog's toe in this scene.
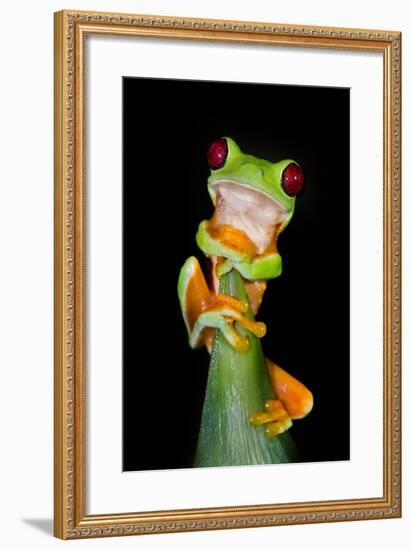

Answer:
[250,399,293,438]
[221,321,250,352]
[265,418,293,438]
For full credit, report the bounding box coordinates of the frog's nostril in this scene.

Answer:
[207,138,228,170]
[281,163,304,196]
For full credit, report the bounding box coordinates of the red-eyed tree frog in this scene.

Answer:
[178,137,313,440]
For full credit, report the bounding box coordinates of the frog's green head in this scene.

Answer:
[206,137,304,234]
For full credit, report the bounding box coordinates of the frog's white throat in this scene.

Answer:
[211,180,288,254]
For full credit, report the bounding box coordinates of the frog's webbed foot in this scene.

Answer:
[249,400,293,438]
[249,362,314,438]
[190,305,266,353]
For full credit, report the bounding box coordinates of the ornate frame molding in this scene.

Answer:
[54,10,401,540]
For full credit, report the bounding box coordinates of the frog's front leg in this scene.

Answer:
[178,256,266,353]
[192,304,266,353]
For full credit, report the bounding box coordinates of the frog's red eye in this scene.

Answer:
[207,138,228,170]
[281,163,304,196]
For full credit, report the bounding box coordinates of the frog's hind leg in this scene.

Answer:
[266,359,314,420]
[249,359,313,438]
[244,279,267,316]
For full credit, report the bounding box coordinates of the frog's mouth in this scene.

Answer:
[211,180,288,254]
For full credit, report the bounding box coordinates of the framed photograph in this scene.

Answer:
[54,10,401,539]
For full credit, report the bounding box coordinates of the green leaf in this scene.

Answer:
[194,269,297,467]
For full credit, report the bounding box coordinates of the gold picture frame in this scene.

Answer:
[54,9,401,540]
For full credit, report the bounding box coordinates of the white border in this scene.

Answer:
[87,35,383,514]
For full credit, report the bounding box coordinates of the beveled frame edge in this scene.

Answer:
[54,9,401,540]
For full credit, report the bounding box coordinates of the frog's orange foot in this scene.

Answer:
[214,293,248,314]
[249,399,293,438]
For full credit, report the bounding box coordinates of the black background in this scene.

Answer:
[123,77,350,471]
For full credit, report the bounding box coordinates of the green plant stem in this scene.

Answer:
[194,269,297,467]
